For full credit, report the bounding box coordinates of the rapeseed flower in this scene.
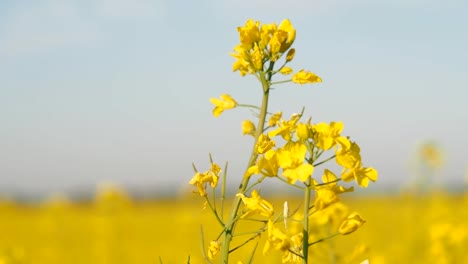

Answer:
[312,121,346,150]
[292,70,322,85]
[263,220,291,255]
[277,142,314,184]
[207,240,221,259]
[245,150,280,178]
[236,190,274,218]
[268,111,283,127]
[314,169,354,209]
[268,113,301,141]
[209,94,238,117]
[338,213,366,235]
[255,134,276,154]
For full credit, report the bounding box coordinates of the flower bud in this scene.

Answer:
[286,48,296,62]
[207,240,221,259]
[296,123,309,140]
[242,120,256,136]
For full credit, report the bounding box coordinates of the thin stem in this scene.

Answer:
[200,225,213,264]
[238,103,261,110]
[244,177,266,193]
[220,67,272,264]
[221,161,228,221]
[270,79,293,85]
[313,154,336,167]
[276,176,306,190]
[229,233,261,253]
[302,178,311,264]
[314,178,342,187]
[246,242,259,264]
[204,196,225,228]
[308,233,339,246]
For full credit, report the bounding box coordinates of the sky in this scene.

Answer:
[1,0,467,197]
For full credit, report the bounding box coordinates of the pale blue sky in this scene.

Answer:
[1,0,467,196]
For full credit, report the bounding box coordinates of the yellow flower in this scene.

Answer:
[338,213,366,235]
[268,113,301,141]
[336,142,377,188]
[268,111,283,127]
[189,163,221,196]
[279,67,293,75]
[237,19,261,49]
[189,172,210,197]
[314,169,354,210]
[260,23,277,49]
[296,123,309,141]
[282,232,303,263]
[246,150,280,178]
[263,220,291,255]
[255,134,276,154]
[277,142,314,184]
[278,19,296,52]
[292,69,322,84]
[335,140,360,168]
[242,120,256,136]
[312,121,345,150]
[209,94,238,117]
[341,162,378,188]
[251,42,264,71]
[236,190,274,218]
[231,45,250,76]
[207,240,221,259]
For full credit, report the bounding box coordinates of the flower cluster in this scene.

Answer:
[190,18,378,264]
[231,19,321,85]
[245,114,377,190]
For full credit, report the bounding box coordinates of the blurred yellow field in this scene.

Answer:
[1,190,467,264]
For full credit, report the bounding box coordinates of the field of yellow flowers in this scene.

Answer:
[0,188,467,264]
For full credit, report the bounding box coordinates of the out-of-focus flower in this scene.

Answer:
[207,240,221,259]
[281,232,303,263]
[314,169,354,210]
[263,220,291,255]
[338,213,366,235]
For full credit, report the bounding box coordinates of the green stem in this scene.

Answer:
[313,154,336,167]
[204,196,225,228]
[302,178,311,264]
[220,70,271,264]
[238,103,261,110]
[221,162,228,221]
[308,233,339,246]
[270,79,293,85]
